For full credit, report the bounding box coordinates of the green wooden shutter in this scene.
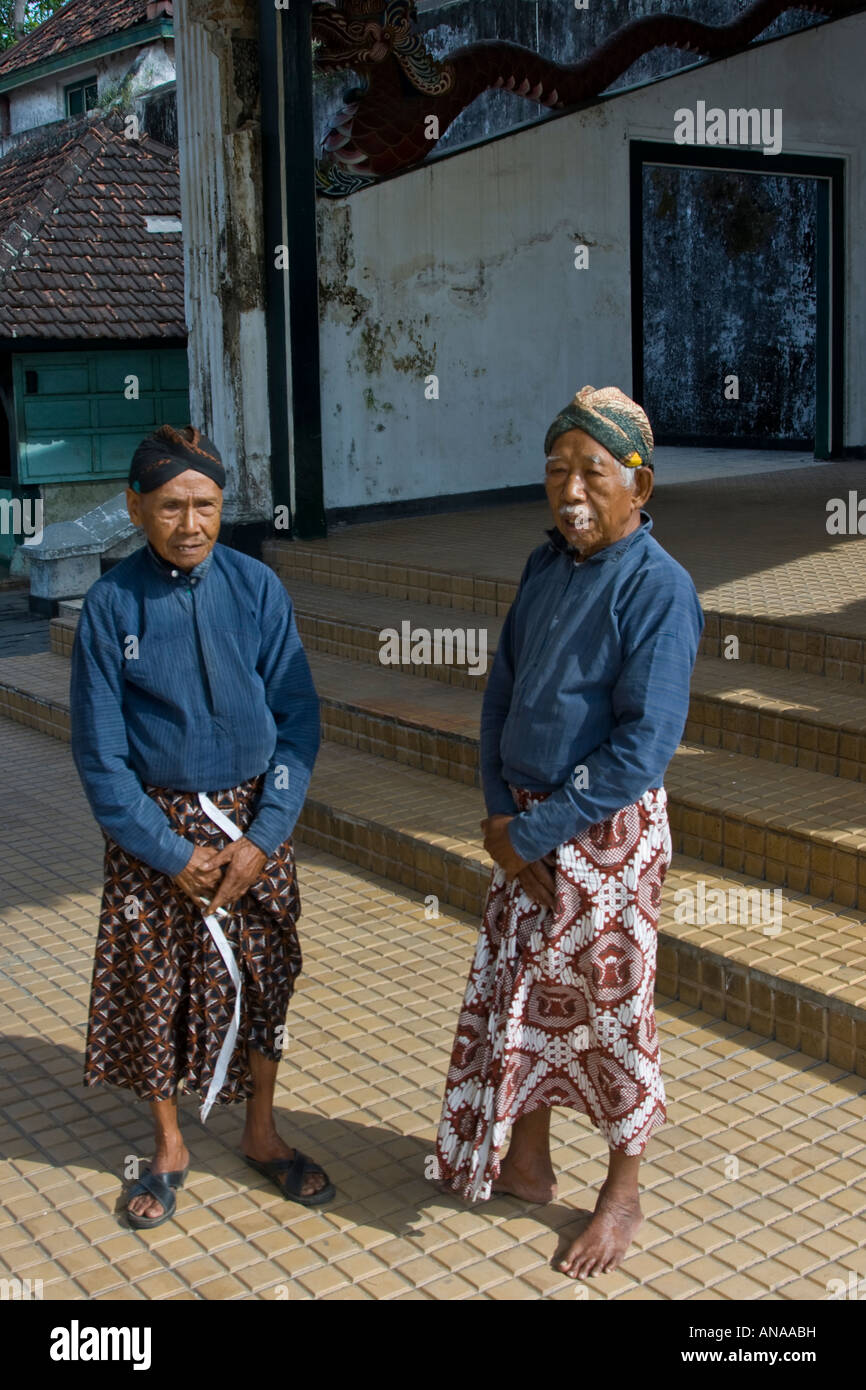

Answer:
[14,349,190,485]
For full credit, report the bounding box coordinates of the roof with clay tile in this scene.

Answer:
[0,110,184,340]
[0,0,172,80]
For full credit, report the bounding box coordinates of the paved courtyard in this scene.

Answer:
[1,718,865,1301]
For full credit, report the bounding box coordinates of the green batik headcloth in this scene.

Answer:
[544,385,654,469]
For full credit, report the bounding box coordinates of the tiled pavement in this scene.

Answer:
[2,719,866,1301]
[0,588,49,658]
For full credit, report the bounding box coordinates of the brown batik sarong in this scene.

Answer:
[436,786,671,1201]
[84,775,302,1107]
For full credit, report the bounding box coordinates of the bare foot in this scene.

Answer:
[492,1151,558,1204]
[126,1140,190,1222]
[557,1182,642,1278]
[241,1126,329,1198]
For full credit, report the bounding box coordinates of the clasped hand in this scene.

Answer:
[173,837,268,915]
[481,814,555,911]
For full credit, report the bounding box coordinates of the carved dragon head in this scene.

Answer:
[312,0,417,72]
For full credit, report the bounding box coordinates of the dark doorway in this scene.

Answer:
[630,143,844,458]
[259,0,326,539]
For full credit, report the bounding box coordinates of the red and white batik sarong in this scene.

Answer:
[436,786,671,1201]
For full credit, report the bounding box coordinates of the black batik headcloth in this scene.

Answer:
[129,426,226,493]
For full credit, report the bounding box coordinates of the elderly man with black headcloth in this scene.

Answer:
[71,424,332,1229]
[436,386,704,1279]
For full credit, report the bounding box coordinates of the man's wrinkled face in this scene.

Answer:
[126,470,223,572]
[544,428,653,560]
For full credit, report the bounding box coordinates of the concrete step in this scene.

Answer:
[296,741,866,1074]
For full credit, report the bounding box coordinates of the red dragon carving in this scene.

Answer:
[312,0,862,194]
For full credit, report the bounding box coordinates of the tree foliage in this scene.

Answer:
[0,1,69,52]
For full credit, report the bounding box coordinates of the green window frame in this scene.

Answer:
[64,75,99,117]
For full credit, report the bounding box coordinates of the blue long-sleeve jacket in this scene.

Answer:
[481,513,703,863]
[70,542,320,877]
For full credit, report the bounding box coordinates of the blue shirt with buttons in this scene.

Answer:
[481,512,704,863]
[70,541,320,878]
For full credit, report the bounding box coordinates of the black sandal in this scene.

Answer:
[125,1165,188,1230]
[242,1150,336,1207]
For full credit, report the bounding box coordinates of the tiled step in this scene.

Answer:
[311,651,480,786]
[49,614,77,658]
[266,537,866,684]
[318,677,866,912]
[43,600,866,780]
[700,611,866,685]
[0,645,483,774]
[301,739,488,913]
[264,537,517,616]
[668,744,866,910]
[3,654,865,1066]
[313,656,866,913]
[47,599,82,657]
[5,647,866,910]
[46,582,500,687]
[289,579,501,690]
[297,741,866,1074]
[321,655,866,914]
[320,647,866,787]
[688,656,866,781]
[0,650,70,739]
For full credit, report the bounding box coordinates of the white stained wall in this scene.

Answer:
[9,40,175,134]
[317,14,864,510]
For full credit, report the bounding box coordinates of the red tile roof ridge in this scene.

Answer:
[0,136,101,270]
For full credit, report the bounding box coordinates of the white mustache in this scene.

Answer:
[559,505,594,526]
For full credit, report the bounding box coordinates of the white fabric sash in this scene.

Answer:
[197,791,244,1123]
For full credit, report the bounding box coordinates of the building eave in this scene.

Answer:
[0,333,186,351]
[0,19,173,95]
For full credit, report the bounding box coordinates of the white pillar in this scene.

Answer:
[174,0,272,522]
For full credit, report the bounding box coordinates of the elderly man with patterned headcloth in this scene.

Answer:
[436,386,703,1278]
[71,424,333,1230]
